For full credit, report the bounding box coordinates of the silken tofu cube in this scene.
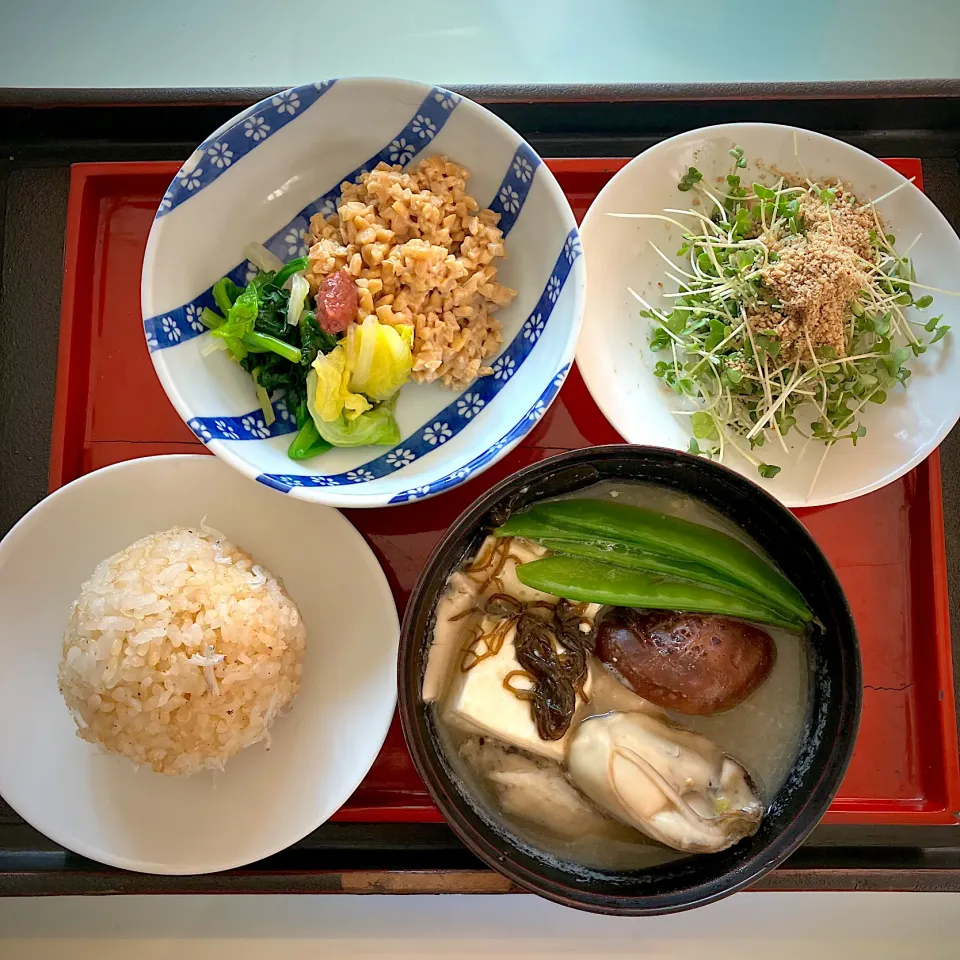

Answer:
[444,621,591,764]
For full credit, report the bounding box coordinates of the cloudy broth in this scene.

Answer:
[428,481,812,871]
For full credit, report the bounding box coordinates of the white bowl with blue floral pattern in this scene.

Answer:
[141,77,584,507]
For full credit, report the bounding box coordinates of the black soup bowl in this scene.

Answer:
[398,446,861,914]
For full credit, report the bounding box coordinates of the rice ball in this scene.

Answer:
[58,526,306,775]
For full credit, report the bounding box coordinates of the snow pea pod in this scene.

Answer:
[493,512,572,542]
[514,556,801,631]
[499,500,811,624]
[535,537,770,611]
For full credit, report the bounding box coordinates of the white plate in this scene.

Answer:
[577,123,960,507]
[0,455,399,874]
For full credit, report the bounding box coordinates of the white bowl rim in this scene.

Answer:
[140,77,584,509]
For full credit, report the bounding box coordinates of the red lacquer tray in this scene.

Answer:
[51,158,960,826]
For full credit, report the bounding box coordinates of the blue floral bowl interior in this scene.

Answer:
[141,77,585,506]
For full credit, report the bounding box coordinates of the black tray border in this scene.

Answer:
[0,81,958,895]
[4,78,960,107]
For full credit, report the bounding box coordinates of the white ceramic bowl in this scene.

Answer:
[142,77,584,508]
[0,456,399,874]
[578,123,960,507]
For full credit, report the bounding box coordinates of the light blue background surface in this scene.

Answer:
[1,0,959,89]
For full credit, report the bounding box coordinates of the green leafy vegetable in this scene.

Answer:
[287,420,332,461]
[344,315,414,401]
[728,145,748,169]
[309,350,371,423]
[272,256,309,289]
[200,307,224,330]
[300,311,337,366]
[307,374,400,447]
[212,283,259,341]
[205,256,343,462]
[691,411,718,441]
[242,330,302,363]
[631,145,951,496]
[212,277,240,316]
[678,167,704,192]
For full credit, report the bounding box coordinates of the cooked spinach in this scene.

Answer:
[204,260,340,458]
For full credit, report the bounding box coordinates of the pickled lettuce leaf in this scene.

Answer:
[306,372,400,447]
[305,316,409,449]
[315,405,401,448]
[345,316,414,402]
[310,348,371,422]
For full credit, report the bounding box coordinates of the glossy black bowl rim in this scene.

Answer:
[398,444,862,915]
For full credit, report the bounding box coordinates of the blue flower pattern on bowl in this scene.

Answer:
[384,364,572,504]
[285,227,309,257]
[272,89,301,116]
[207,142,234,169]
[213,419,239,440]
[244,116,271,142]
[410,114,437,139]
[487,141,541,236]
[499,185,521,215]
[153,81,337,221]
[387,137,416,166]
[160,316,180,343]
[309,196,336,220]
[527,400,547,423]
[180,167,202,192]
[522,312,545,342]
[187,397,298,443]
[184,304,205,333]
[455,393,485,420]
[241,415,272,439]
[423,421,453,446]
[491,355,515,380]
[386,449,416,469]
[347,469,376,484]
[512,156,534,183]
[563,233,582,265]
